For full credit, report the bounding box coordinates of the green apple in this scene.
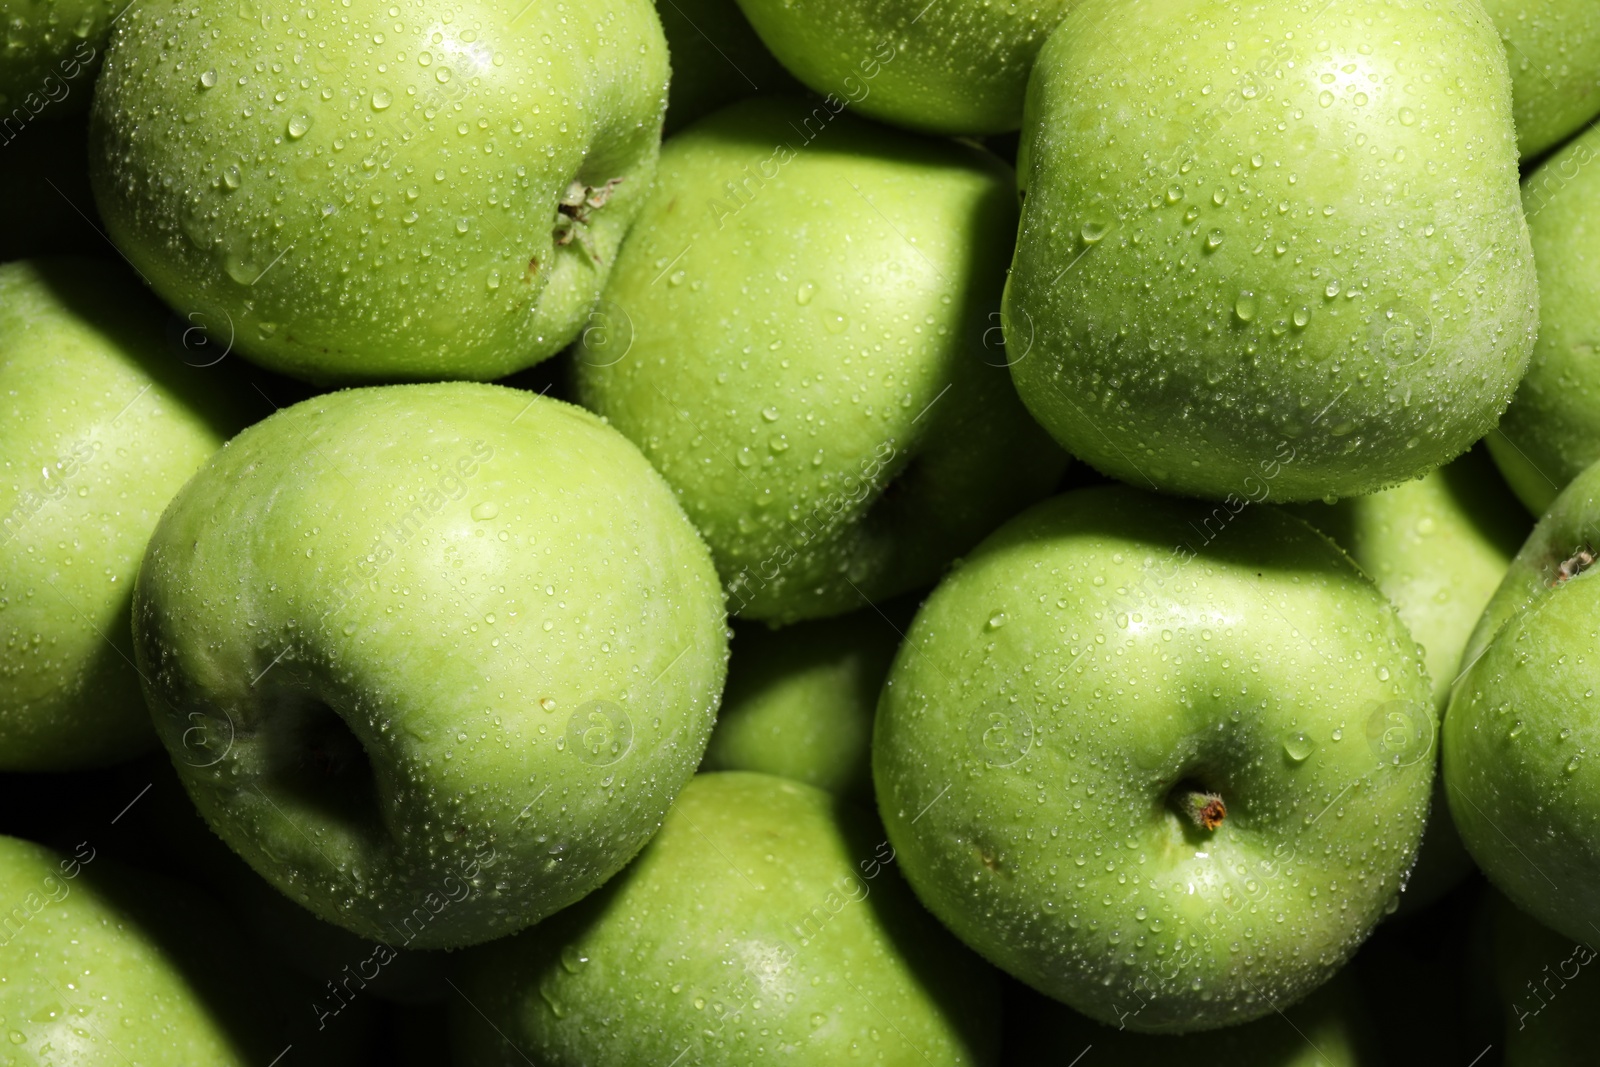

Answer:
[451,771,1000,1067]
[731,0,1076,135]
[1489,122,1600,515]
[0,257,247,771]
[1292,448,1529,912]
[701,600,911,798]
[1481,0,1600,161]
[575,97,1067,624]
[132,383,728,948]
[0,0,111,119]
[88,0,668,384]
[874,486,1436,1032]
[1443,456,1600,947]
[1005,0,1537,502]
[0,832,371,1064]
[656,0,797,134]
[1481,888,1600,1065]
[1004,969,1378,1065]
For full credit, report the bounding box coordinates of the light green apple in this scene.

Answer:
[1004,969,1378,1065]
[88,0,668,384]
[0,257,247,771]
[0,0,111,119]
[452,771,1000,1067]
[131,383,728,948]
[1291,448,1529,912]
[731,0,1077,135]
[656,0,797,134]
[576,97,1067,624]
[874,486,1436,1033]
[701,601,910,798]
[1480,888,1600,1066]
[1481,0,1600,161]
[1489,122,1600,515]
[0,832,369,1064]
[1443,456,1600,947]
[1005,0,1537,502]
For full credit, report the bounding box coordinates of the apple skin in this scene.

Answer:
[1003,969,1378,1066]
[873,486,1436,1033]
[731,0,1076,135]
[1291,448,1529,913]
[88,0,668,384]
[701,601,910,798]
[656,0,798,134]
[1480,0,1600,161]
[1443,457,1600,948]
[0,0,111,118]
[1004,0,1537,503]
[131,383,728,949]
[0,258,248,771]
[1480,889,1600,1065]
[1489,122,1600,516]
[575,97,1067,624]
[451,771,1000,1067]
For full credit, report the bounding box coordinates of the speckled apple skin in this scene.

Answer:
[132,383,728,949]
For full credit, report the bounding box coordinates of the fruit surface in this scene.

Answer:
[577,97,1066,623]
[1481,0,1600,160]
[89,0,669,383]
[1005,0,1537,502]
[875,486,1436,1032]
[452,771,1000,1067]
[132,383,727,948]
[0,257,246,771]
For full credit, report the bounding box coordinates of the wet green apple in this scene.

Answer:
[1443,457,1600,947]
[89,0,668,384]
[132,383,728,948]
[0,0,111,119]
[1292,448,1529,912]
[731,0,1076,134]
[576,97,1066,624]
[874,486,1436,1032]
[655,0,797,133]
[0,257,247,771]
[1005,0,1537,502]
[1481,0,1600,161]
[701,601,910,798]
[452,771,1000,1067]
[1490,122,1600,515]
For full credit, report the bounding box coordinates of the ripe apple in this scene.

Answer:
[88,0,669,384]
[1480,0,1600,160]
[874,486,1436,1032]
[1004,969,1378,1065]
[1489,122,1600,515]
[655,0,797,133]
[1291,448,1529,912]
[701,599,912,798]
[1480,888,1600,1065]
[131,383,728,948]
[1005,0,1537,502]
[575,96,1067,624]
[1443,457,1600,947]
[0,257,248,771]
[451,771,1000,1066]
[731,0,1075,135]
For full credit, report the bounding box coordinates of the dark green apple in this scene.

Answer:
[89,0,668,383]
[875,486,1436,1032]
[0,0,110,119]
[731,0,1077,134]
[0,257,247,771]
[576,97,1066,624]
[1443,456,1600,947]
[1481,0,1600,161]
[1005,0,1537,502]
[452,771,1000,1066]
[702,602,909,798]
[1490,122,1600,515]
[132,383,728,948]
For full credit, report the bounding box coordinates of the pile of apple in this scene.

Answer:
[9,0,1600,1061]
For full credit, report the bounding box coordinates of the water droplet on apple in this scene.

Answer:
[287,114,311,139]
[1080,220,1108,244]
[795,283,815,305]
[471,502,499,520]
[1283,731,1314,762]
[986,611,1006,630]
[199,69,217,89]
[1234,291,1257,322]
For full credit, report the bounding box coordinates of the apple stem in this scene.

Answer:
[1178,789,1227,832]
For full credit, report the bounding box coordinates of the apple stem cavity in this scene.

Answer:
[1176,787,1228,832]
[1553,544,1597,585]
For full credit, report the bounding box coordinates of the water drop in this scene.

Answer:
[1080,220,1109,244]
[371,89,391,110]
[287,114,311,138]
[471,502,499,520]
[1234,291,1257,323]
[199,69,218,89]
[1283,731,1315,762]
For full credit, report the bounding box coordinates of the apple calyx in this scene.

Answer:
[1553,544,1597,585]
[1175,786,1227,832]
[554,177,626,263]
